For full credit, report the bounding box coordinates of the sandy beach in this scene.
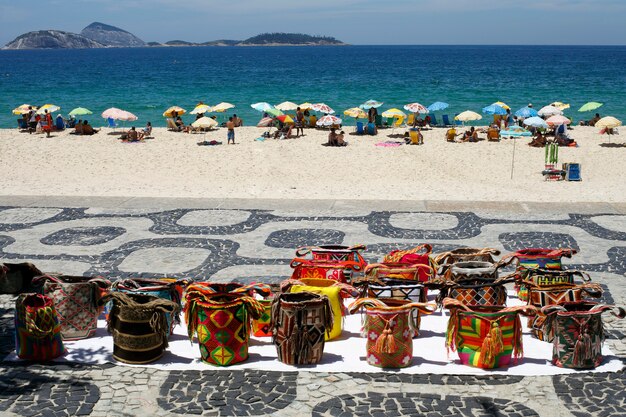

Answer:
[0,125,623,203]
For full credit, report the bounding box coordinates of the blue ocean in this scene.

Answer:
[1,45,625,128]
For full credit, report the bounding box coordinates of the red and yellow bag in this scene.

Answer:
[382,244,435,281]
[443,298,537,369]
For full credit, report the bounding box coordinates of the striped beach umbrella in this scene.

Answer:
[37,104,60,115]
[344,107,367,118]
[492,101,510,110]
[381,108,407,118]
[12,104,36,115]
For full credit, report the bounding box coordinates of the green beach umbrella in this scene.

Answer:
[578,102,603,112]
[265,108,283,117]
[69,107,93,116]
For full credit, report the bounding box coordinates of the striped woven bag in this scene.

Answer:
[184,282,270,366]
[15,293,65,361]
[443,298,537,369]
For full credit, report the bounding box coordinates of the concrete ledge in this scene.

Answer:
[0,195,623,214]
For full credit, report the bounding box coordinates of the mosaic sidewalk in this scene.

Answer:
[0,199,625,417]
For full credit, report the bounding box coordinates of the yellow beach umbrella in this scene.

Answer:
[212,102,235,112]
[492,101,510,110]
[12,104,36,115]
[550,101,570,110]
[344,107,367,118]
[595,116,622,129]
[275,101,299,111]
[163,106,186,117]
[455,110,482,122]
[381,108,407,118]
[299,102,313,110]
[36,104,60,115]
[190,104,211,114]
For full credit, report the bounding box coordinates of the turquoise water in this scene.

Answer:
[1,45,625,128]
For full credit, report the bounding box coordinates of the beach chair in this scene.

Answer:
[487,128,500,142]
[367,122,377,135]
[106,118,119,131]
[454,115,463,126]
[375,115,383,128]
[430,114,438,127]
[386,117,394,128]
[166,118,178,131]
[406,113,415,127]
[442,114,452,127]
[409,129,422,145]
[391,117,404,134]
[356,121,365,135]
[17,119,27,129]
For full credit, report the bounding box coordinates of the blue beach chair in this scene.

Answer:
[430,114,439,127]
[107,117,119,131]
[442,114,452,127]
[356,121,365,135]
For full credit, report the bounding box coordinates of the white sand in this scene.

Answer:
[0,125,624,202]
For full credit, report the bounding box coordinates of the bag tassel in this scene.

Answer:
[573,319,592,367]
[480,321,504,368]
[373,315,398,354]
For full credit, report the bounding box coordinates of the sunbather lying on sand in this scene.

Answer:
[528,131,546,147]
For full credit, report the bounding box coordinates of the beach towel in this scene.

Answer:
[254,136,266,142]
[197,140,222,146]
[375,141,403,147]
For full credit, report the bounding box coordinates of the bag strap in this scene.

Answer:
[295,244,366,258]
[290,257,362,271]
[365,263,433,280]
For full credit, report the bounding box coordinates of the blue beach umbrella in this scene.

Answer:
[427,101,449,112]
[523,116,548,129]
[515,107,538,118]
[482,104,507,115]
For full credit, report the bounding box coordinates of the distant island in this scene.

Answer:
[3,24,346,49]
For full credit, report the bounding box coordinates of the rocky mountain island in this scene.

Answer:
[4,25,345,49]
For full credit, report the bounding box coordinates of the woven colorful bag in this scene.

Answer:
[503,248,577,270]
[271,291,334,365]
[435,277,513,307]
[111,278,189,337]
[185,282,270,366]
[364,262,434,283]
[282,278,358,340]
[15,293,65,361]
[33,274,111,340]
[443,298,537,369]
[526,282,603,341]
[1,262,42,294]
[515,269,591,302]
[295,244,368,268]
[102,292,179,364]
[542,302,626,369]
[349,298,436,368]
[433,247,501,275]
[382,244,435,281]
[365,278,426,303]
[251,297,274,337]
[290,259,350,283]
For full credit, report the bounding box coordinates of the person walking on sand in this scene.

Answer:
[227,117,235,144]
[295,107,304,137]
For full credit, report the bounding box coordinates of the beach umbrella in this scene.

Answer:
[482,104,507,115]
[102,107,138,121]
[276,115,294,124]
[163,106,186,117]
[12,104,36,115]
[538,105,563,117]
[212,102,235,112]
[316,115,342,127]
[359,100,383,110]
[523,116,548,129]
[190,104,211,114]
[299,102,313,110]
[546,115,572,126]
[595,116,621,129]
[265,108,283,117]
[256,117,274,127]
[427,101,449,112]
[191,116,218,128]
[515,107,538,118]
[251,102,273,112]
[69,107,93,116]
[492,101,510,110]
[275,101,299,111]
[403,103,429,114]
[344,107,367,118]
[578,102,603,112]
[37,104,60,115]
[454,111,482,122]
[311,103,335,114]
[550,101,570,110]
[381,108,407,118]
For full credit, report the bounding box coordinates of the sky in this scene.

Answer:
[1,0,625,46]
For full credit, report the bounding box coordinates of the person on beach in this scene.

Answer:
[446,127,459,142]
[460,127,478,142]
[303,109,310,127]
[175,117,190,133]
[227,117,235,144]
[232,114,243,127]
[124,127,143,142]
[27,107,37,134]
[528,131,546,147]
[327,128,346,146]
[81,120,99,135]
[295,107,304,137]
[505,109,514,128]
[142,122,152,138]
